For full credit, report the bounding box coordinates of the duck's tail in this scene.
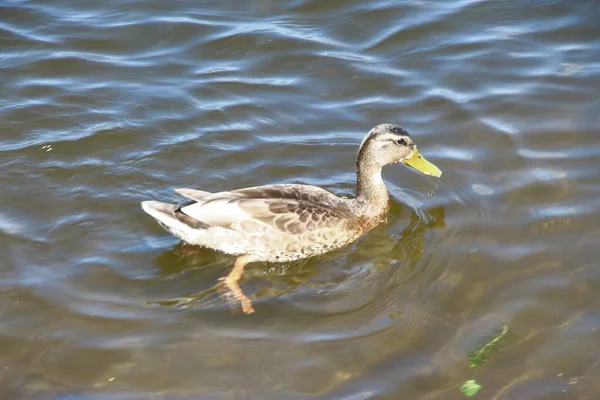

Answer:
[141,201,176,225]
[141,200,194,242]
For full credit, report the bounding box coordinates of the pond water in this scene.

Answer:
[1,0,600,398]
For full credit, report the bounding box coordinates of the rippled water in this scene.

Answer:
[2,0,600,398]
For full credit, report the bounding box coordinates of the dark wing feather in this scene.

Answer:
[232,184,339,205]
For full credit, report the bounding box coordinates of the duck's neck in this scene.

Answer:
[355,158,389,217]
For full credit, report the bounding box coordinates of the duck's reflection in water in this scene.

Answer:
[149,204,446,314]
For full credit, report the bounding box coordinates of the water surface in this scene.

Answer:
[1,0,600,399]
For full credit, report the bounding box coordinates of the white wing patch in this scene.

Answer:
[179,199,251,228]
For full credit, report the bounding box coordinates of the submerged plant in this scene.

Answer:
[459,324,513,397]
[469,324,511,368]
[460,379,482,397]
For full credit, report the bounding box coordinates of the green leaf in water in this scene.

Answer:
[469,325,511,368]
[460,379,481,397]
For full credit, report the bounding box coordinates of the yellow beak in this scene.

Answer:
[403,147,442,177]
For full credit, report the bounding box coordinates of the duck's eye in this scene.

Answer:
[396,138,406,146]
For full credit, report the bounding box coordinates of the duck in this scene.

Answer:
[141,123,441,314]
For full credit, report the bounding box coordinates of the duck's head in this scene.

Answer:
[358,123,442,177]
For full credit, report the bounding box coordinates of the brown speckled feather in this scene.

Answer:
[167,184,367,261]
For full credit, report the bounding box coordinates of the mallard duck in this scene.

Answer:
[142,124,441,313]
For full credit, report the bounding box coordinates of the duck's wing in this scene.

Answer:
[191,184,340,205]
[176,184,358,236]
[228,184,342,205]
